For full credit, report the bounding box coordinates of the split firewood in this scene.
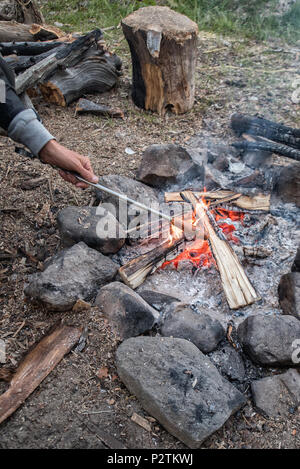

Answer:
[75,98,124,119]
[231,113,300,150]
[15,29,102,95]
[131,412,152,432]
[0,21,63,42]
[40,55,120,106]
[122,6,198,115]
[164,191,270,211]
[5,44,64,73]
[0,41,64,56]
[119,235,185,290]
[0,324,82,424]
[181,191,260,309]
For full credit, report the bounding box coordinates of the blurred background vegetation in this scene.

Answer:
[40,0,300,43]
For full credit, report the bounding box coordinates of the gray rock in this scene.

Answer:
[160,304,225,353]
[57,206,126,254]
[209,344,245,382]
[139,290,181,312]
[93,174,159,229]
[273,164,300,207]
[137,144,203,188]
[278,272,300,320]
[251,369,300,418]
[95,282,159,339]
[237,314,300,367]
[116,336,246,448]
[24,242,119,311]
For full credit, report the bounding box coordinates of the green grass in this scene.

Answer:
[41,0,300,43]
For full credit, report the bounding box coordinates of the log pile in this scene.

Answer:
[231,113,300,162]
[0,10,122,107]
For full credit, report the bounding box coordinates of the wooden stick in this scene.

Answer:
[119,236,185,289]
[0,324,82,424]
[181,191,260,309]
[164,190,270,211]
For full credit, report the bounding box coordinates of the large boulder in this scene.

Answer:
[24,242,119,311]
[278,272,300,320]
[237,314,300,367]
[57,206,126,254]
[136,144,203,188]
[116,336,246,448]
[160,304,225,353]
[251,369,300,418]
[95,281,159,339]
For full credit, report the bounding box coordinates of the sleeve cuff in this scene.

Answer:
[7,109,55,157]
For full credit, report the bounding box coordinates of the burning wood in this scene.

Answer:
[119,233,185,290]
[0,324,82,424]
[119,188,260,309]
[181,191,260,309]
[164,190,270,211]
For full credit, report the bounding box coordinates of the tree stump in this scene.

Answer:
[122,6,198,115]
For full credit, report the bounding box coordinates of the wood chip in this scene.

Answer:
[131,412,152,432]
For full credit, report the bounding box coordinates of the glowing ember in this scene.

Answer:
[162,202,245,271]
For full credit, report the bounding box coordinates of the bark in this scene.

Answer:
[0,40,64,56]
[122,6,198,115]
[76,98,124,118]
[232,138,300,162]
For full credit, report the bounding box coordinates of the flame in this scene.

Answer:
[162,197,245,271]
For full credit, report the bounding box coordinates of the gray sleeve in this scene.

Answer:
[7,109,55,157]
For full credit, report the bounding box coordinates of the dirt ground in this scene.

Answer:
[0,30,299,449]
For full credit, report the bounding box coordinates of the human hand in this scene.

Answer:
[39,139,98,189]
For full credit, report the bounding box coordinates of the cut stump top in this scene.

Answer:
[122,6,198,41]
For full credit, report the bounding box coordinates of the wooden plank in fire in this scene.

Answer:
[164,190,270,211]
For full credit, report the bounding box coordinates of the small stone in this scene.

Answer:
[278,272,300,320]
[24,242,119,311]
[116,336,246,448]
[138,289,181,311]
[237,314,300,367]
[251,369,300,418]
[95,282,159,339]
[273,164,300,207]
[160,304,225,353]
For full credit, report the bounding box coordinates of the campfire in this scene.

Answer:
[119,189,269,310]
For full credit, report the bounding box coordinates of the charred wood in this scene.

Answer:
[231,113,300,150]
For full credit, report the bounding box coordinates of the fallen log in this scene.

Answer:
[0,40,64,56]
[231,113,300,150]
[122,6,198,115]
[15,29,102,95]
[75,98,124,118]
[40,55,120,106]
[119,235,185,289]
[0,324,82,424]
[164,190,270,211]
[181,191,260,309]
